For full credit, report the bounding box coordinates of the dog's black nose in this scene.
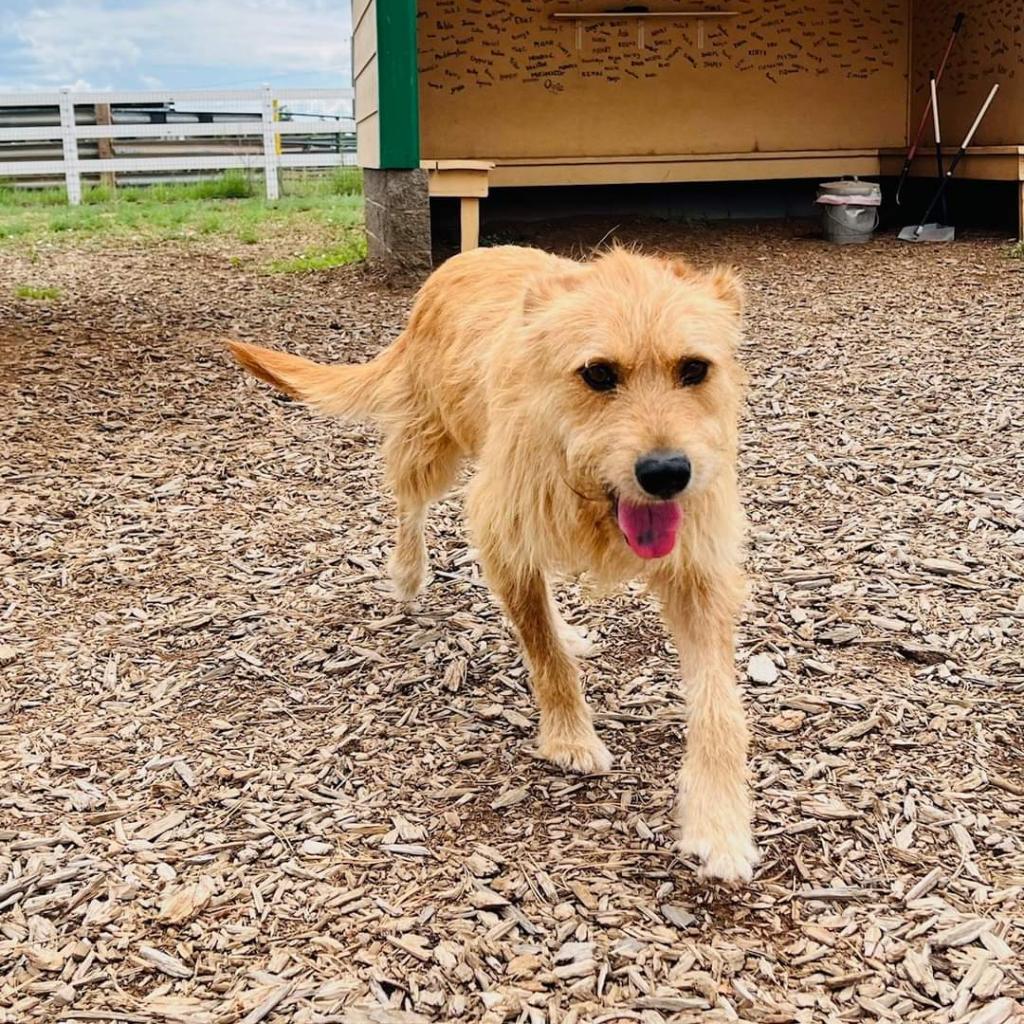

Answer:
[634,451,691,499]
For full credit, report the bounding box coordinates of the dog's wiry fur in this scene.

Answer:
[229,245,759,881]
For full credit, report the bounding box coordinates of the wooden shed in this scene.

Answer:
[352,0,1023,266]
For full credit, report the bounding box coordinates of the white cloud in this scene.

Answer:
[3,0,351,90]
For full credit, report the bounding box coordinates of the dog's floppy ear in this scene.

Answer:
[664,259,744,316]
[522,266,587,317]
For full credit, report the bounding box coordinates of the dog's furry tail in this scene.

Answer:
[228,340,395,421]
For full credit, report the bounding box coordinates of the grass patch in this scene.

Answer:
[1010,240,1024,259]
[0,186,69,208]
[0,172,364,250]
[296,167,362,197]
[0,170,358,211]
[0,220,31,239]
[197,212,224,235]
[123,171,256,203]
[15,284,61,300]
[267,233,367,273]
[0,172,258,209]
[237,224,261,245]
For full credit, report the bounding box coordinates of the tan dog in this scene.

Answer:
[229,245,758,881]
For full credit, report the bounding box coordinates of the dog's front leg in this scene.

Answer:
[657,573,758,882]
[485,560,612,775]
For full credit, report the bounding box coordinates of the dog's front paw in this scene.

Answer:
[676,820,760,883]
[537,723,612,774]
[556,620,599,659]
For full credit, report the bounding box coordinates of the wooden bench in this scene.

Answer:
[422,151,884,252]
[426,148,1024,249]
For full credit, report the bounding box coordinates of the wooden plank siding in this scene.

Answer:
[353,0,419,169]
[353,0,380,168]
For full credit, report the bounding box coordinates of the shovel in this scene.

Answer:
[899,83,1000,242]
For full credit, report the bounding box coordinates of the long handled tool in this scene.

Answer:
[931,73,949,224]
[899,83,1000,242]
[895,11,965,206]
[903,73,952,240]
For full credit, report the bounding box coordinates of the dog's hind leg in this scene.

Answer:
[389,500,430,602]
[482,556,611,774]
[383,425,461,601]
[655,571,759,883]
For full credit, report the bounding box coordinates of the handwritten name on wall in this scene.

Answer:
[418,0,907,95]
[915,0,1019,100]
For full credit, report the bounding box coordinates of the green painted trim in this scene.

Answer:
[376,0,420,168]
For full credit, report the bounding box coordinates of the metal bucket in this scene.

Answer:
[816,179,881,244]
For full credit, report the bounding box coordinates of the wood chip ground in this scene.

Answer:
[1,222,1022,1024]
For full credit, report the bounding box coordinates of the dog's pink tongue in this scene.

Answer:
[616,500,681,559]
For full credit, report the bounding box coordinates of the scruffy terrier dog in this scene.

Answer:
[229,245,758,881]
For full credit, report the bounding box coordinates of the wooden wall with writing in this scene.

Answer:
[911,1,1022,148]
[417,0,910,160]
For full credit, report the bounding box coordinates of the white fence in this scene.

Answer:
[0,86,354,203]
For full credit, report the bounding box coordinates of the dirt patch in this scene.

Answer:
[1,223,1022,1023]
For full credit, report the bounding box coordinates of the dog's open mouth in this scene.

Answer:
[611,495,682,559]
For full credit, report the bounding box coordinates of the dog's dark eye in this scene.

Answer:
[580,362,618,392]
[678,359,709,387]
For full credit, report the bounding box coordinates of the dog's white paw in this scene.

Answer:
[676,823,760,883]
[555,618,598,659]
[537,726,613,774]
[566,629,599,659]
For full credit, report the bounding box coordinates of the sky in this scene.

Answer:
[0,0,352,94]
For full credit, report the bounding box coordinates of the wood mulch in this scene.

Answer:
[1,222,1022,1024]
